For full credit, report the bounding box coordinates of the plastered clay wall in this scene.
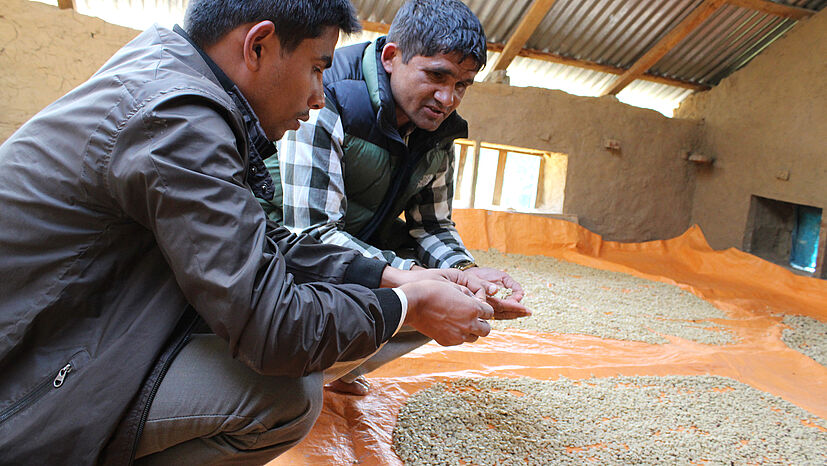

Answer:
[461,83,701,242]
[0,0,139,142]
[675,9,827,251]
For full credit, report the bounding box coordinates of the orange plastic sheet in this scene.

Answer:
[272,209,827,465]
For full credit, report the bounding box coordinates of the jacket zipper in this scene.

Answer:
[0,363,74,425]
[127,314,198,464]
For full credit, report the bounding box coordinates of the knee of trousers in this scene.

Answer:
[247,371,324,451]
[284,372,324,441]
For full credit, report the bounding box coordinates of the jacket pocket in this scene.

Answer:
[0,349,91,425]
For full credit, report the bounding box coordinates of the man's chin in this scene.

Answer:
[268,129,286,142]
[413,116,444,132]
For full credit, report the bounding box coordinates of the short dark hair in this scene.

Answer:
[387,0,487,70]
[184,0,361,52]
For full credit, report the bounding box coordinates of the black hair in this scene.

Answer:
[387,0,487,70]
[184,0,361,52]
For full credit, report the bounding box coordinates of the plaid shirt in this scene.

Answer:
[276,102,474,270]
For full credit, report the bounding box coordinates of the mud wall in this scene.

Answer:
[460,83,701,242]
[675,9,827,251]
[0,0,139,142]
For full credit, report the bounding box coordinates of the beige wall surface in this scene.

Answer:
[0,0,139,142]
[460,83,701,242]
[675,9,827,251]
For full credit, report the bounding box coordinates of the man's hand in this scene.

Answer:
[381,266,530,320]
[400,280,494,346]
[464,267,529,320]
[381,266,493,298]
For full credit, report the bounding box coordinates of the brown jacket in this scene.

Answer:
[0,25,401,464]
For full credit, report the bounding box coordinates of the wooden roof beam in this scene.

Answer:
[601,0,726,96]
[486,0,558,75]
[727,0,817,20]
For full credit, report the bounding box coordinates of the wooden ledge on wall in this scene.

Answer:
[687,153,715,165]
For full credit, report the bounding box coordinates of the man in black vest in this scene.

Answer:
[259,0,529,395]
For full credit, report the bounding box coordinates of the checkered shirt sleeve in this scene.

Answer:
[279,103,417,270]
[405,150,475,269]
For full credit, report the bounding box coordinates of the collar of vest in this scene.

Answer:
[362,38,384,112]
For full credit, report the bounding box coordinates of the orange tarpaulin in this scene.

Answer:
[272,209,827,465]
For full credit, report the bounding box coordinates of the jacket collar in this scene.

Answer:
[172,25,276,201]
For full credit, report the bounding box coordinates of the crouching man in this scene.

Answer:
[0,0,503,463]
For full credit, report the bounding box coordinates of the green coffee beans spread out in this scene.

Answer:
[394,375,827,465]
[474,250,736,345]
[782,315,827,367]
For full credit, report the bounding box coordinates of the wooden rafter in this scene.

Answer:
[487,0,558,75]
[601,0,727,96]
[727,0,816,20]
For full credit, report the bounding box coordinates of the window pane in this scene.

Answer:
[501,152,540,210]
[474,147,500,209]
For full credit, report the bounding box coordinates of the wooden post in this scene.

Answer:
[454,144,469,201]
[491,150,508,206]
[58,0,74,10]
[535,154,547,209]
[815,215,827,279]
[467,141,481,209]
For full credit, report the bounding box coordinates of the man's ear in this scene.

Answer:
[381,42,400,74]
[243,21,278,71]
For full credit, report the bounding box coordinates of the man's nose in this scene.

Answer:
[434,84,454,108]
[309,79,325,110]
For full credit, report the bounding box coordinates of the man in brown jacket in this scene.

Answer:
[0,0,520,463]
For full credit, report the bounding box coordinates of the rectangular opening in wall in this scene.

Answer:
[744,195,823,276]
[452,140,567,214]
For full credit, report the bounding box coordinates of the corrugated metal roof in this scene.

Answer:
[60,0,826,116]
[653,3,798,84]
